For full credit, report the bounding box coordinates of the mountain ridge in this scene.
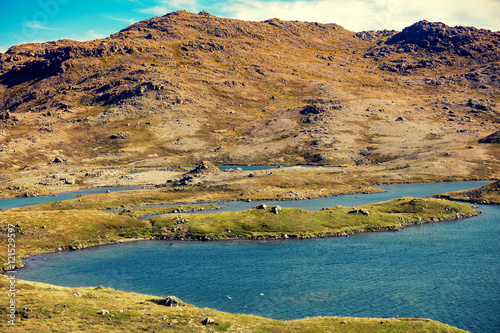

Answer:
[0,11,498,183]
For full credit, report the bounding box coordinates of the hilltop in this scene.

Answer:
[0,11,499,196]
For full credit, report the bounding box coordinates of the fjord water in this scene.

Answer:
[16,181,500,333]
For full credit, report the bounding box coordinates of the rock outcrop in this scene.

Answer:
[479,131,500,143]
[158,296,183,307]
[188,161,220,175]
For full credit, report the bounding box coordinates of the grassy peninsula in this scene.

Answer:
[150,197,478,240]
[0,197,478,270]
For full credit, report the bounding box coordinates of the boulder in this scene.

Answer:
[348,209,370,216]
[255,204,267,209]
[201,317,215,325]
[271,205,282,214]
[158,296,182,307]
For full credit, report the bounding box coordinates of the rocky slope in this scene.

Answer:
[0,11,498,181]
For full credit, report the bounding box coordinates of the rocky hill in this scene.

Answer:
[0,11,498,180]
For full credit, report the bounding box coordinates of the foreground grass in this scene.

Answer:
[433,180,500,204]
[0,275,468,332]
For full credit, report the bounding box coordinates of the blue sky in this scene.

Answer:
[1,0,499,53]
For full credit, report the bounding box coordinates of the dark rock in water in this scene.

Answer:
[158,296,182,307]
[188,161,220,175]
[479,131,500,143]
[201,317,215,325]
[255,204,267,209]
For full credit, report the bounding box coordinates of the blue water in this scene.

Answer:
[13,181,500,333]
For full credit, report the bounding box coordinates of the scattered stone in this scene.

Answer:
[466,98,492,112]
[255,204,267,209]
[99,309,109,315]
[173,175,193,186]
[300,104,327,115]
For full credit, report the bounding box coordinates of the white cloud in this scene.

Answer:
[138,5,169,15]
[86,30,108,40]
[70,30,109,42]
[105,16,137,25]
[24,21,57,31]
[221,0,500,32]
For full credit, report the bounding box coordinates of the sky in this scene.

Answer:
[1,0,499,53]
